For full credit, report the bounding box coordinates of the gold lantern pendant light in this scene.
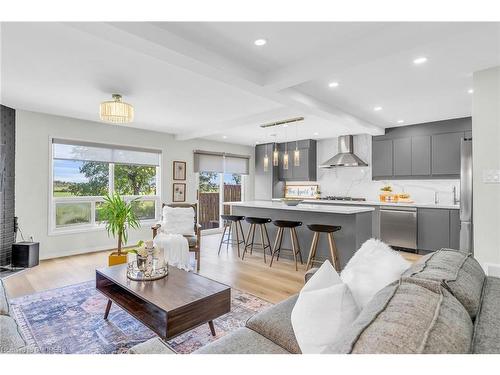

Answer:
[100,94,134,124]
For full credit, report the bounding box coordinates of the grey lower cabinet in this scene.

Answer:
[372,139,393,178]
[417,208,460,252]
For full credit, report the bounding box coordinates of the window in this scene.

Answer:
[193,150,249,231]
[50,139,161,233]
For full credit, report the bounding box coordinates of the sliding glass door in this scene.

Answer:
[197,172,243,231]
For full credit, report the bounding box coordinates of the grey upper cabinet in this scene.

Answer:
[277,139,316,181]
[372,117,471,180]
[393,138,412,176]
[411,135,431,175]
[418,208,450,251]
[255,144,268,174]
[431,132,462,176]
[372,139,393,178]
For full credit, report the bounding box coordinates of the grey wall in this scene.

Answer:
[0,105,16,266]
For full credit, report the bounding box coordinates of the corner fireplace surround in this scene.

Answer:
[0,105,15,266]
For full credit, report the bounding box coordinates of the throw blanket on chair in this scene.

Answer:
[154,233,192,272]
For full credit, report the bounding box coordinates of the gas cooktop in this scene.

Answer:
[320,196,366,201]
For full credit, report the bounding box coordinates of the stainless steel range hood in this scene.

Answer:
[320,135,368,168]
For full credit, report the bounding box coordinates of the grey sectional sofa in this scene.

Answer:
[0,279,30,353]
[131,248,500,354]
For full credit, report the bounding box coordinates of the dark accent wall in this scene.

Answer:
[0,105,15,266]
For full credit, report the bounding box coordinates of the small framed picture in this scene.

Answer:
[173,161,186,180]
[173,183,186,202]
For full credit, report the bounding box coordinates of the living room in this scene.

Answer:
[2,1,500,373]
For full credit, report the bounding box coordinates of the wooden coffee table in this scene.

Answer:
[96,264,231,340]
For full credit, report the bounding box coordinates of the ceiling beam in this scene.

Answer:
[65,22,383,139]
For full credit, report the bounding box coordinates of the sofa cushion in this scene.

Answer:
[0,315,27,353]
[403,248,485,319]
[128,338,176,354]
[472,276,500,353]
[194,327,289,354]
[0,279,9,315]
[246,294,300,354]
[323,278,473,354]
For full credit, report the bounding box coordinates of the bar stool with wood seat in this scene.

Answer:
[218,215,246,257]
[306,224,342,271]
[269,220,304,271]
[242,217,272,263]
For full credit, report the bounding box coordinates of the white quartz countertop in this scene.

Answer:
[224,200,375,214]
[297,199,460,210]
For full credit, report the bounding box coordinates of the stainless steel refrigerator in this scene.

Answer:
[460,137,473,252]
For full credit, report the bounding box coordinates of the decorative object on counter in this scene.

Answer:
[127,240,168,281]
[379,185,394,202]
[396,193,414,203]
[99,193,140,266]
[172,182,186,202]
[173,160,186,180]
[285,184,319,199]
[282,198,303,206]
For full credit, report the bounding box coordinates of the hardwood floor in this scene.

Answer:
[3,233,421,303]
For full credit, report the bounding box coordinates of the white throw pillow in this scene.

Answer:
[340,238,411,309]
[160,206,195,236]
[291,261,360,354]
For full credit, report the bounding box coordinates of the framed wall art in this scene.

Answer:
[173,160,187,180]
[172,183,186,202]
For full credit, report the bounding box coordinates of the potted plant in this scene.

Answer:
[99,193,141,266]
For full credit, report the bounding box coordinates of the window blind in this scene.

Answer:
[193,150,250,175]
[52,139,161,166]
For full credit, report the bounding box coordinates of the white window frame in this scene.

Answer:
[48,137,162,236]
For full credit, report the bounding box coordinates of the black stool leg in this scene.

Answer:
[226,221,232,252]
[234,221,241,258]
[269,227,283,267]
[292,228,303,264]
[259,224,267,263]
[218,222,228,255]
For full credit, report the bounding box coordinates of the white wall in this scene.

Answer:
[15,110,254,259]
[472,66,500,273]
[313,135,459,204]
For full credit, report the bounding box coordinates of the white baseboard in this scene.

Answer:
[483,262,500,277]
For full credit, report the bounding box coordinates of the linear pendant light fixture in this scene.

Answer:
[100,94,134,124]
[272,134,279,167]
[294,121,300,166]
[262,117,304,169]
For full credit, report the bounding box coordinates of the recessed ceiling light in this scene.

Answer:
[313,132,319,136]
[468,89,474,94]
[397,120,405,124]
[222,135,227,139]
[254,38,267,46]
[413,57,428,65]
[373,106,383,111]
[328,81,339,88]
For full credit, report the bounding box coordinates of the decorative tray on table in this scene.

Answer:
[126,261,168,281]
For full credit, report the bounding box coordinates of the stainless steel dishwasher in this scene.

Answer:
[379,206,417,250]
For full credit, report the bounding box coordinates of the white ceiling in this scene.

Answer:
[1,22,499,145]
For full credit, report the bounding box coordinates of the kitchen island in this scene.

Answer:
[225,201,374,269]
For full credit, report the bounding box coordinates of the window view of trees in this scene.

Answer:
[53,159,158,228]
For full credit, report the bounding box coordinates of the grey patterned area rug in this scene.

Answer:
[9,280,271,354]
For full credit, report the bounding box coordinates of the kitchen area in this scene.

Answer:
[227,116,473,268]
